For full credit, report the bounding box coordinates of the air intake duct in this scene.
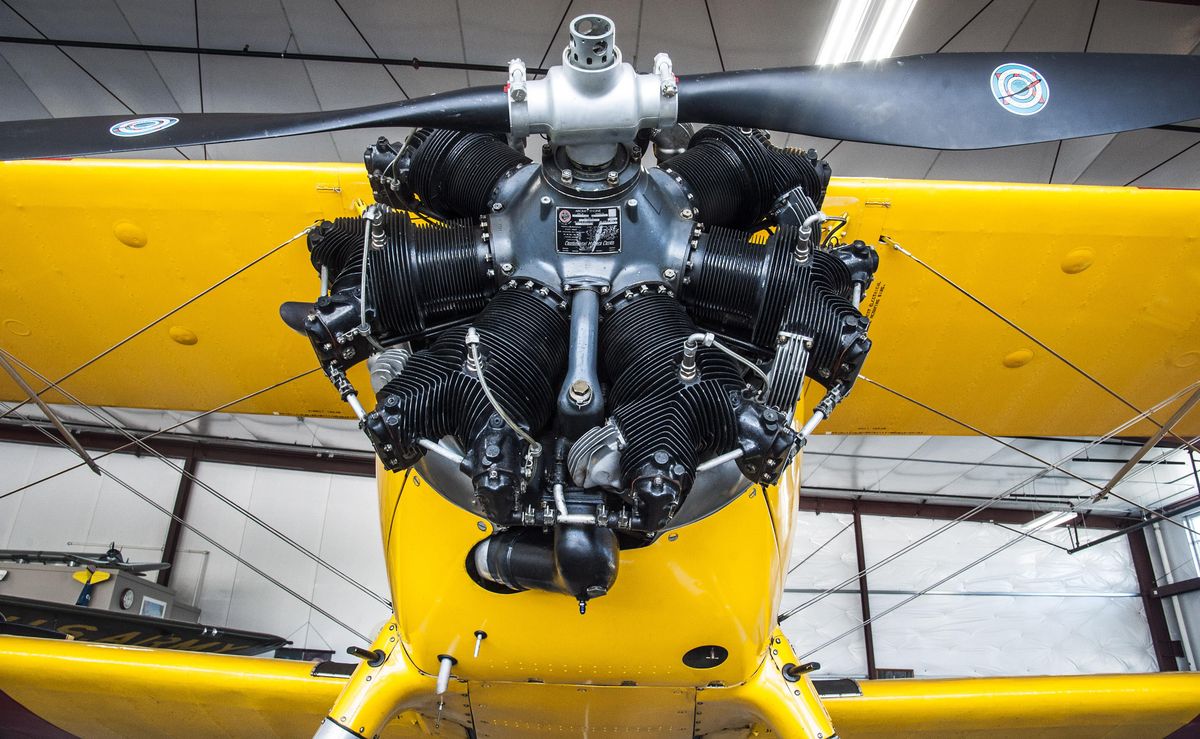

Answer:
[661,126,830,228]
[363,284,568,522]
[471,523,619,609]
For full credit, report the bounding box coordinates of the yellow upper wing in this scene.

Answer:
[1,158,1197,436]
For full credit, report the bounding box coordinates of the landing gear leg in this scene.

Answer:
[315,618,452,739]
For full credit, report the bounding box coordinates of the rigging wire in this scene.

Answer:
[861,376,1200,539]
[0,224,317,423]
[881,235,1200,459]
[798,534,1025,659]
[787,519,855,576]
[0,368,321,502]
[0,349,389,609]
[778,379,1200,622]
[17,420,371,643]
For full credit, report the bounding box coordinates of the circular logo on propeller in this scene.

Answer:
[109,116,180,137]
[990,63,1048,116]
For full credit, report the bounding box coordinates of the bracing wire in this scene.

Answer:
[17,421,371,642]
[0,349,389,609]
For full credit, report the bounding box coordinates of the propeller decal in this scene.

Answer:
[990,63,1049,116]
[108,117,180,138]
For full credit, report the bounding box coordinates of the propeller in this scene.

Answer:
[675,53,1200,150]
[0,86,508,160]
[0,52,1197,159]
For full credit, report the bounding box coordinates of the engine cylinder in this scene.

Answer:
[601,285,746,530]
[365,284,568,521]
[307,214,495,343]
[404,129,531,218]
[683,226,874,389]
[661,126,829,228]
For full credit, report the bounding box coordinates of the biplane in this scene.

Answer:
[1,7,1200,738]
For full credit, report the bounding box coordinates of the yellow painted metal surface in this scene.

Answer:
[379,469,785,688]
[8,631,1196,737]
[694,629,835,737]
[820,178,1200,437]
[0,158,373,417]
[825,672,1200,738]
[469,682,696,736]
[2,159,1198,437]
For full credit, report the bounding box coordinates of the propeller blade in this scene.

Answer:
[677,53,1200,150]
[0,86,508,160]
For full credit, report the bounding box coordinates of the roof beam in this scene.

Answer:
[798,494,1137,529]
[0,34,541,76]
[0,419,374,477]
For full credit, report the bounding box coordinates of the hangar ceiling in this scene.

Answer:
[1,0,1198,185]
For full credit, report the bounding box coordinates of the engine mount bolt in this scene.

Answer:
[501,263,515,274]
[662,268,677,280]
[540,195,552,205]
[568,380,593,406]
[606,171,619,185]
[680,208,694,220]
[626,198,638,210]
[491,202,504,212]
[561,169,574,183]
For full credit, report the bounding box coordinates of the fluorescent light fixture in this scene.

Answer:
[816,0,871,65]
[860,0,918,61]
[1020,510,1078,534]
[816,0,918,65]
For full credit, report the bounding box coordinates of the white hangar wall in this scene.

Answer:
[0,442,183,561]
[170,462,390,655]
[0,441,389,655]
[781,511,1157,678]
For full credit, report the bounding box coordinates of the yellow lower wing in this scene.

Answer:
[2,636,1197,738]
[1,159,1198,437]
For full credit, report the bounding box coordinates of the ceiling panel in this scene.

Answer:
[2,0,133,42]
[926,142,1058,184]
[893,0,992,55]
[0,50,47,120]
[1075,129,1199,186]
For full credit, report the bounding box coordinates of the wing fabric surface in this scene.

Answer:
[825,673,1200,738]
[0,636,448,738]
[1,159,1198,437]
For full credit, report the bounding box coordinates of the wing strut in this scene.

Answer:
[0,348,100,474]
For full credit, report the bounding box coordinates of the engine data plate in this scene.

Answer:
[556,206,621,254]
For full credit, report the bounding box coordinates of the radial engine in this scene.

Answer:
[282,15,877,613]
